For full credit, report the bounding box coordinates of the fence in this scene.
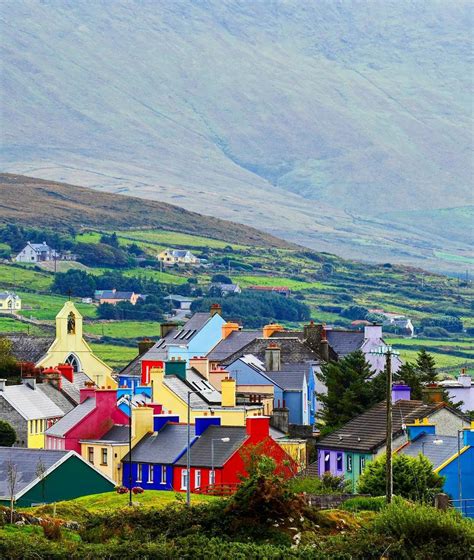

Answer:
[450,498,474,518]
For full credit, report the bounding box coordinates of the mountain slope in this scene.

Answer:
[0,174,290,248]
[1,1,472,271]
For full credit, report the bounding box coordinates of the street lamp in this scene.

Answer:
[211,437,230,487]
[370,345,400,504]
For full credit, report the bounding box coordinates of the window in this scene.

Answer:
[65,354,80,372]
[360,456,366,471]
[336,452,343,472]
[137,463,142,482]
[209,470,215,486]
[195,469,201,489]
[181,469,188,490]
[30,421,33,434]
[347,455,352,473]
[324,452,331,472]
[101,448,108,465]
[88,447,94,464]
[148,465,154,484]
[161,465,167,484]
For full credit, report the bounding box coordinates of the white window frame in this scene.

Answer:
[148,465,154,484]
[137,463,142,482]
[101,448,108,465]
[160,465,167,484]
[195,469,201,489]
[181,469,188,490]
[209,470,215,485]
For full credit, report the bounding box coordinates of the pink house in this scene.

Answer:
[45,387,129,452]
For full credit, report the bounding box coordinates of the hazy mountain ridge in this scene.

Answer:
[1,0,472,272]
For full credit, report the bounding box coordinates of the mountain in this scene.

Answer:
[1,1,472,272]
[0,174,290,248]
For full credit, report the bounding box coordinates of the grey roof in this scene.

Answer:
[1,334,54,364]
[60,372,92,404]
[45,397,96,437]
[266,367,306,391]
[185,368,221,404]
[175,425,247,468]
[122,424,195,464]
[326,330,365,358]
[165,294,194,303]
[398,434,459,469]
[0,383,65,420]
[37,383,75,414]
[317,400,443,453]
[118,354,142,378]
[82,425,130,443]
[163,376,211,408]
[99,290,135,299]
[206,330,260,362]
[0,447,68,498]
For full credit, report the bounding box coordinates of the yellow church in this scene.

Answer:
[36,301,116,388]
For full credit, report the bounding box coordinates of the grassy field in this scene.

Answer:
[89,343,137,370]
[84,320,161,339]
[18,292,97,321]
[119,229,244,250]
[235,274,327,291]
[0,315,47,335]
[0,263,52,291]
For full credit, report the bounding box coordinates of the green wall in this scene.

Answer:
[344,451,373,492]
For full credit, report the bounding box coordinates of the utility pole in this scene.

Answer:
[385,347,393,504]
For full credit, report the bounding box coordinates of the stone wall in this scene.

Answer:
[305,493,368,509]
[0,399,27,446]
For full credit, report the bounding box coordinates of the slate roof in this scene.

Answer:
[206,330,260,362]
[37,383,75,414]
[45,397,96,437]
[81,425,130,444]
[317,400,442,453]
[2,334,54,364]
[326,330,365,358]
[163,375,216,408]
[0,384,65,420]
[266,367,306,391]
[0,447,68,499]
[122,424,195,464]
[99,290,135,300]
[118,354,142,378]
[174,425,248,468]
[60,372,92,404]
[398,434,459,469]
[223,337,319,366]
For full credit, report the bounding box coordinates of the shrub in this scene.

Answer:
[115,486,127,494]
[421,326,451,338]
[40,518,62,541]
[132,486,144,494]
[339,305,369,320]
[0,420,16,447]
[289,473,351,495]
[342,496,387,512]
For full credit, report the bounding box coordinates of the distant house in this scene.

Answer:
[247,285,291,297]
[165,294,195,310]
[368,309,414,337]
[15,241,58,263]
[439,371,474,413]
[158,249,200,266]
[210,283,241,296]
[0,291,21,311]
[0,447,115,507]
[95,289,140,305]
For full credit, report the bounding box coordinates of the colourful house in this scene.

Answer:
[45,387,129,453]
[398,420,474,517]
[0,447,115,507]
[315,386,470,491]
[0,291,21,311]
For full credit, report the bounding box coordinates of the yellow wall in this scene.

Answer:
[37,301,116,387]
[149,367,263,426]
[278,440,307,473]
[0,296,21,310]
[27,419,47,449]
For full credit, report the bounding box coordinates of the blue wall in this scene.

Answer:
[285,392,303,424]
[226,359,284,405]
[122,461,174,491]
[440,446,474,517]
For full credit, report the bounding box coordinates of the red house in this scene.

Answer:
[45,387,129,452]
[173,416,296,493]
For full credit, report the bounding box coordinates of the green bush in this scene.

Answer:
[341,496,387,512]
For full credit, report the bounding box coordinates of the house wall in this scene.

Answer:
[81,442,128,483]
[278,440,307,472]
[12,454,114,507]
[0,399,27,446]
[438,447,474,515]
[0,296,21,310]
[446,386,474,413]
[285,392,303,424]
[15,245,38,262]
[123,461,174,491]
[317,448,372,492]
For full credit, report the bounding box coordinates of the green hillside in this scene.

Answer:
[1,2,472,272]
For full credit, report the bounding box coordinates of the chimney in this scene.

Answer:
[149,366,164,402]
[57,364,74,384]
[164,358,187,381]
[41,367,63,391]
[0,379,6,392]
[319,327,329,362]
[80,386,96,403]
[392,383,411,403]
[222,322,240,340]
[221,377,236,407]
[265,343,281,371]
[22,377,37,390]
[210,303,222,317]
[95,388,118,411]
[364,325,383,341]
[246,416,270,439]
[458,369,472,388]
[189,357,210,380]
[131,405,154,439]
[422,385,445,404]
[262,323,284,339]
[406,418,436,441]
[303,321,324,354]
[160,322,178,338]
[141,359,164,385]
[195,416,221,436]
[209,366,229,391]
[138,338,155,356]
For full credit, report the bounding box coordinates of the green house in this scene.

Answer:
[0,447,115,507]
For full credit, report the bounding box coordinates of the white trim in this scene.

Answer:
[0,450,116,501]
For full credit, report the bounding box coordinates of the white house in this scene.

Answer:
[157,248,200,265]
[15,242,58,263]
[0,291,21,311]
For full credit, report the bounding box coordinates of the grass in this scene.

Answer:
[89,343,137,370]
[119,229,245,250]
[84,320,162,338]
[0,263,52,291]
[0,315,47,335]
[18,293,97,320]
[88,266,187,285]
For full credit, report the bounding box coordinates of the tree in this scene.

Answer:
[35,457,47,502]
[395,362,423,400]
[415,349,438,384]
[211,274,233,284]
[0,421,16,446]
[357,453,444,503]
[339,305,369,320]
[0,338,16,377]
[6,459,18,523]
[316,351,379,430]
[52,269,97,297]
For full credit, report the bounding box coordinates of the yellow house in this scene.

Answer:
[80,406,154,484]
[0,291,21,311]
[36,301,116,388]
[149,366,263,427]
[157,248,200,265]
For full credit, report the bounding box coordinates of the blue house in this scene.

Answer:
[117,385,152,416]
[122,417,220,491]
[398,421,474,517]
